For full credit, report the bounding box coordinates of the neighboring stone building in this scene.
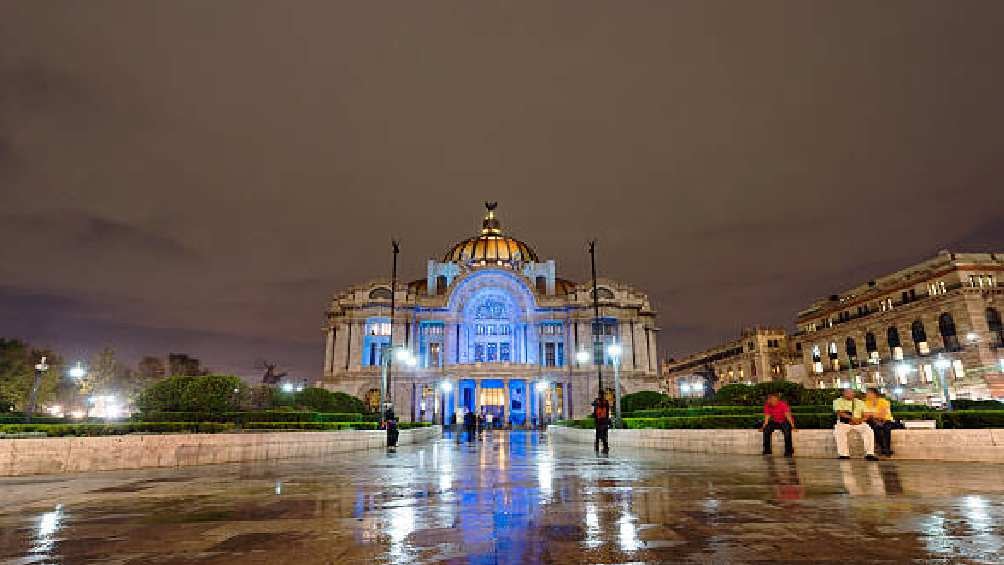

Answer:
[319,204,661,423]
[662,327,798,396]
[792,251,1004,402]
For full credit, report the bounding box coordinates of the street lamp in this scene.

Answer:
[281,382,294,393]
[25,356,49,423]
[680,383,691,396]
[934,355,953,411]
[607,343,622,425]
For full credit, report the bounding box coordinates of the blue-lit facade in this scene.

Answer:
[321,204,661,422]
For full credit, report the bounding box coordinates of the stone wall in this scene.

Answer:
[549,426,1004,463]
[0,426,440,477]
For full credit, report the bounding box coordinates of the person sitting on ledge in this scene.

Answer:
[863,388,894,457]
[760,393,796,457]
[832,388,878,461]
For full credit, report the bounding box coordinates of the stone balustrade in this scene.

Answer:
[0,426,441,477]
[549,425,1004,463]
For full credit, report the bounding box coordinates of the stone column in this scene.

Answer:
[475,379,482,413]
[503,378,510,425]
[332,322,348,372]
[323,328,334,376]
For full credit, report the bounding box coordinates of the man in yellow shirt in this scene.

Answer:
[832,388,878,460]
[863,388,894,457]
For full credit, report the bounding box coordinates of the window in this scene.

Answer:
[845,337,858,368]
[535,276,546,294]
[362,318,391,366]
[795,342,802,352]
[887,327,903,360]
[969,274,996,288]
[594,287,615,300]
[928,281,946,296]
[556,343,564,366]
[939,312,960,351]
[428,343,441,368]
[436,275,448,295]
[747,341,755,351]
[369,287,393,300]
[952,359,965,380]
[474,343,485,362]
[910,320,929,355]
[486,343,497,362]
[500,342,511,362]
[986,307,1003,348]
[544,342,556,367]
[811,345,822,363]
[865,332,877,354]
[880,298,894,312]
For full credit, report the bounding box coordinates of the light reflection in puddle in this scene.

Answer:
[32,505,64,555]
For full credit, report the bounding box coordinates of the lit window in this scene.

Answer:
[952,359,965,380]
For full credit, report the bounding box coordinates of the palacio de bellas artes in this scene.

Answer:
[319,203,661,424]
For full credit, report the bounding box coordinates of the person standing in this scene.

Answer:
[833,388,878,461]
[863,388,894,456]
[592,394,611,454]
[760,393,796,457]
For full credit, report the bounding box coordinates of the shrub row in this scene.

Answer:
[241,421,378,431]
[627,405,833,418]
[135,411,366,423]
[559,410,1004,430]
[0,422,234,437]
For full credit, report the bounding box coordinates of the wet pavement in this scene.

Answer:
[1,430,1003,564]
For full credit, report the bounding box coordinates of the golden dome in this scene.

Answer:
[443,203,538,268]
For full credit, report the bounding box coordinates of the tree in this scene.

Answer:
[0,338,64,410]
[82,347,122,395]
[168,353,206,376]
[137,356,166,380]
[136,374,245,413]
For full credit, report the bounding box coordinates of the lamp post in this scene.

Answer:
[588,240,603,396]
[384,239,400,418]
[25,356,49,423]
[607,343,622,426]
[934,355,953,411]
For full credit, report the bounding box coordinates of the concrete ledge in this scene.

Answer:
[0,426,440,477]
[548,426,1004,463]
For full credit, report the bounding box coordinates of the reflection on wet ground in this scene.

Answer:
[1,430,1003,563]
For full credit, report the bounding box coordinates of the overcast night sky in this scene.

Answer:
[1,2,1003,379]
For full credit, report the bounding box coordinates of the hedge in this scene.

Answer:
[135,411,365,424]
[559,410,1004,430]
[241,421,378,431]
[627,405,833,418]
[0,422,234,437]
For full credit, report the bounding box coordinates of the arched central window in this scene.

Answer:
[939,312,960,351]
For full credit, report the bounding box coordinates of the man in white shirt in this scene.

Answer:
[832,388,878,461]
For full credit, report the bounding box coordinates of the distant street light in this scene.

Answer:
[281,382,294,393]
[68,362,87,380]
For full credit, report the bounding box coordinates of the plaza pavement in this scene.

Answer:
[1,430,1002,563]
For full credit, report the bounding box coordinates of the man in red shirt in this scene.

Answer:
[760,393,796,457]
